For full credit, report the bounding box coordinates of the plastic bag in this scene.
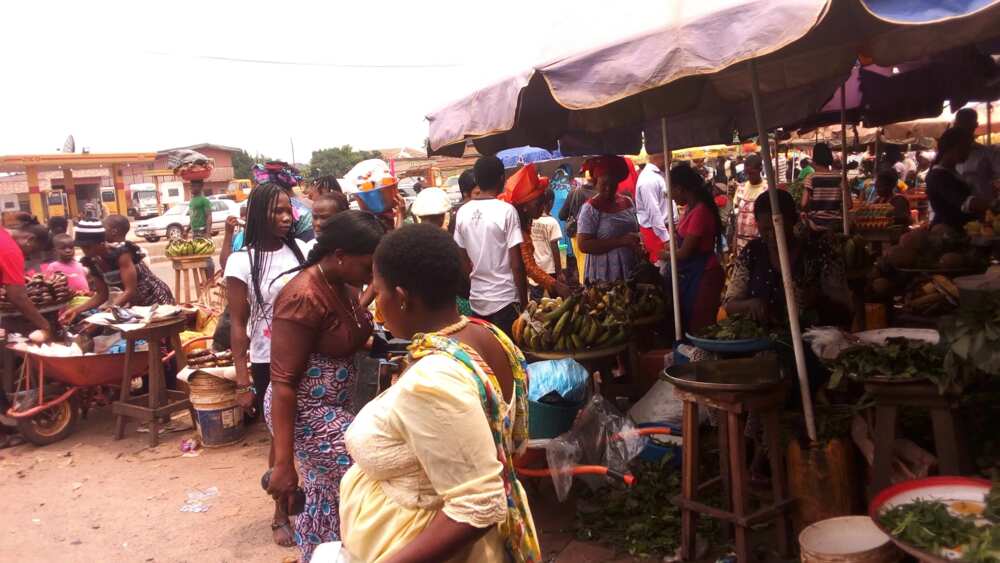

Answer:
[628,379,684,427]
[526,359,589,403]
[544,394,645,501]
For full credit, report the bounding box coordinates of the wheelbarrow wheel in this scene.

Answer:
[17,395,80,446]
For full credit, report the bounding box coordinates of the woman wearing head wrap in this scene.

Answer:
[253,162,315,241]
[58,219,174,325]
[576,156,642,283]
[499,165,571,298]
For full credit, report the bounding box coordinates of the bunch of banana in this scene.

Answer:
[166,237,216,257]
[627,283,667,320]
[903,274,959,316]
[512,294,629,353]
[842,234,874,274]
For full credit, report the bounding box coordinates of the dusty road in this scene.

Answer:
[0,409,291,563]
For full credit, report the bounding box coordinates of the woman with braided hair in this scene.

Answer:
[264,210,385,561]
[224,182,309,547]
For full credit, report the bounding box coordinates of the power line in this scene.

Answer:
[144,50,461,69]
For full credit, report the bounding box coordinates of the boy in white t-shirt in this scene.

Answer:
[529,188,564,299]
[453,156,525,337]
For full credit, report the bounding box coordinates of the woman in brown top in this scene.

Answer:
[264,210,385,562]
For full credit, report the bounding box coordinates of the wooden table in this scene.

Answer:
[864,378,969,499]
[171,256,212,304]
[111,316,193,446]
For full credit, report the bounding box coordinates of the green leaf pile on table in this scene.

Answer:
[879,482,999,562]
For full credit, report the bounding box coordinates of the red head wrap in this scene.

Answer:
[498,163,543,205]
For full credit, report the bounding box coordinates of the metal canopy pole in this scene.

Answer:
[840,86,851,236]
[661,117,683,339]
[748,59,817,441]
[988,102,993,147]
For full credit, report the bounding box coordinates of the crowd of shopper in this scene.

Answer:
[2,108,997,561]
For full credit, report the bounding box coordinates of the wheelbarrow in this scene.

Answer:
[5,346,150,445]
[513,426,674,488]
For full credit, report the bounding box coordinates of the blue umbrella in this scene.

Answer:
[495,146,554,169]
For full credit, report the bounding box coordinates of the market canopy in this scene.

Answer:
[790,49,999,131]
[427,0,1000,156]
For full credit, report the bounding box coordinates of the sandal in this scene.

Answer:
[271,520,295,548]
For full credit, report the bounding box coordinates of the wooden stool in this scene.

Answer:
[865,379,969,498]
[172,256,212,304]
[667,358,792,563]
[112,316,193,447]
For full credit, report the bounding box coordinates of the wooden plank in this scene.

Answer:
[114,338,135,440]
[717,414,733,541]
[727,411,750,563]
[764,410,792,556]
[870,404,898,498]
[680,400,700,561]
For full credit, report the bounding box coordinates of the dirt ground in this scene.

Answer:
[0,407,661,563]
[0,409,291,563]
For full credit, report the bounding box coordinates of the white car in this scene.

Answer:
[441,176,463,206]
[133,199,241,242]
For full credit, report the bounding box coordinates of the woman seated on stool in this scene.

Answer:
[724,189,851,330]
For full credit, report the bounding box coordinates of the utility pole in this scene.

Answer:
[290,138,296,165]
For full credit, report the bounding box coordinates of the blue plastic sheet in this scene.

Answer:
[526,358,589,403]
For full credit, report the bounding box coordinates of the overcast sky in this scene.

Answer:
[1,0,737,162]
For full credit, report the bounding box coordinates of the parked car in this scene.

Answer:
[133,199,241,242]
[441,175,463,205]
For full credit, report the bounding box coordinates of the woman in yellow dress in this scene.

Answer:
[339,223,540,563]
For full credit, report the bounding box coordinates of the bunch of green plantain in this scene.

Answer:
[166,237,216,258]
[840,233,874,274]
[513,286,632,353]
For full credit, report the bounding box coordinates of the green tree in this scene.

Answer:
[309,145,383,178]
[231,149,257,180]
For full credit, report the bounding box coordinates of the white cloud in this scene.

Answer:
[0,0,737,160]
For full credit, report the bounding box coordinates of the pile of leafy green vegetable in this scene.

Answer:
[940,294,1000,387]
[879,482,1000,562]
[696,314,767,340]
[827,337,948,390]
[575,457,720,558]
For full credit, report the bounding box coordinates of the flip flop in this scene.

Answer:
[271,520,296,548]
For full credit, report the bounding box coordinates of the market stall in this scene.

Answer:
[427,0,1000,560]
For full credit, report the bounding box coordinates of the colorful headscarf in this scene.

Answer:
[582,155,629,185]
[407,319,541,563]
[498,163,543,206]
[251,161,302,189]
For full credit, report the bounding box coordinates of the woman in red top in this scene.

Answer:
[661,164,725,333]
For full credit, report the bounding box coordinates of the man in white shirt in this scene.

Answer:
[955,107,1000,200]
[635,152,677,266]
[454,156,526,337]
[732,154,766,253]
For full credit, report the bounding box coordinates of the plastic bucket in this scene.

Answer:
[354,185,398,214]
[636,421,682,466]
[798,516,899,563]
[189,372,245,447]
[528,399,582,439]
